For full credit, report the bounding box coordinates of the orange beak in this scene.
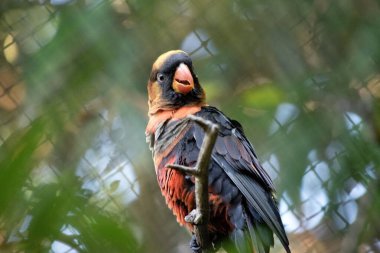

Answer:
[172,63,194,95]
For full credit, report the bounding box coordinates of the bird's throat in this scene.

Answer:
[146,104,205,134]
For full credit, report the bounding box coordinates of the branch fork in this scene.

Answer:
[167,115,219,253]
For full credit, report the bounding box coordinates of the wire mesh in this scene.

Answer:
[0,0,380,253]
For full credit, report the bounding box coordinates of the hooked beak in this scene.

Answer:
[172,63,194,95]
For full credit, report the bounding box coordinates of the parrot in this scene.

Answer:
[146,50,290,253]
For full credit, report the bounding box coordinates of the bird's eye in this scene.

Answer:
[157,73,165,82]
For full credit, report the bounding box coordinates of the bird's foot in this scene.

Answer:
[185,209,202,225]
[190,234,202,253]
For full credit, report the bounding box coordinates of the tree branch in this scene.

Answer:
[167,115,219,253]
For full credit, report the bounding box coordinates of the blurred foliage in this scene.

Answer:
[0,0,380,253]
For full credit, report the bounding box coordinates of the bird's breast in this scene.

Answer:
[151,118,191,170]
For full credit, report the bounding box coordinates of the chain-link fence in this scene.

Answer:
[1,1,380,253]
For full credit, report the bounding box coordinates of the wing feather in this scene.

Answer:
[195,106,290,252]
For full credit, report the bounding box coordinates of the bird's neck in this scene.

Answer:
[146,104,206,134]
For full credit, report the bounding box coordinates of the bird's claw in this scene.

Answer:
[190,234,202,253]
[185,209,202,225]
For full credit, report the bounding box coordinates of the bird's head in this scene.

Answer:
[147,50,206,115]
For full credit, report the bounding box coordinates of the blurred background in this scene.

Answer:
[1,0,380,252]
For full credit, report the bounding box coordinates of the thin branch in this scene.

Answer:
[168,115,219,253]
[166,164,200,176]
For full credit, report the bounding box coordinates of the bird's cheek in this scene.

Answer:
[148,82,162,102]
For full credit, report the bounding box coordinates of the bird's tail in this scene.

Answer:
[225,204,272,253]
[244,203,272,253]
[244,202,291,253]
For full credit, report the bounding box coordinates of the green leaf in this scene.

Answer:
[242,84,284,109]
[109,180,121,193]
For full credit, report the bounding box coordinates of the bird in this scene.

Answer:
[145,50,290,253]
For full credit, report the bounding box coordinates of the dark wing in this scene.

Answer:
[195,106,290,253]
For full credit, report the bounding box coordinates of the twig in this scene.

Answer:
[167,115,219,253]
